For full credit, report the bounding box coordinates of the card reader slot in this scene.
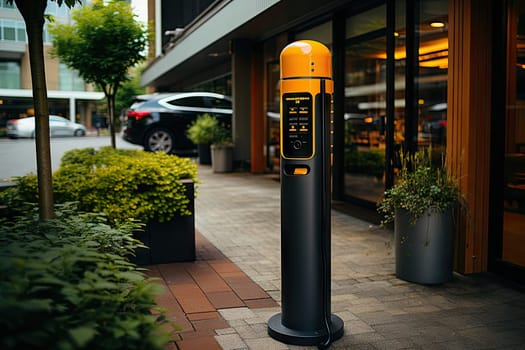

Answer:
[284,164,310,176]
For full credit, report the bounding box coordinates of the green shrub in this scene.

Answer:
[344,147,385,179]
[186,113,226,145]
[2,147,198,225]
[377,147,459,225]
[0,203,172,350]
[0,172,39,213]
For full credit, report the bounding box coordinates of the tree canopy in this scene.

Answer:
[51,1,147,88]
[50,0,148,147]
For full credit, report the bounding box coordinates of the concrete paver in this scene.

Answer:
[194,165,525,349]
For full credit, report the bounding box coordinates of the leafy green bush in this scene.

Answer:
[0,203,172,350]
[2,147,198,224]
[377,147,459,225]
[344,147,385,179]
[186,113,228,145]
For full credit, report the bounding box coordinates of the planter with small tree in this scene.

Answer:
[186,113,219,165]
[378,147,460,284]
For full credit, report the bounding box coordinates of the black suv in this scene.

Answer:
[122,92,232,154]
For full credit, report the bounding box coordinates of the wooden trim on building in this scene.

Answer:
[448,0,493,273]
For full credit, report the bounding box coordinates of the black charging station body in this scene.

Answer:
[268,40,344,347]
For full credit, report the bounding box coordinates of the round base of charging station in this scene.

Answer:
[268,313,344,346]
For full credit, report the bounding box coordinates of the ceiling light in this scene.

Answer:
[430,21,445,28]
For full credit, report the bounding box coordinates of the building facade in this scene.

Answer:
[142,0,525,282]
[0,0,103,128]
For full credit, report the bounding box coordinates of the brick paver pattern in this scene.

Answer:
[193,165,525,350]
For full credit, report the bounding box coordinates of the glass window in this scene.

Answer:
[296,21,333,45]
[0,20,26,42]
[416,1,449,152]
[0,61,21,89]
[344,5,388,203]
[392,1,449,154]
[266,61,280,172]
[502,0,525,268]
[59,64,85,91]
[344,0,449,204]
[16,23,26,42]
[169,96,207,108]
[1,0,16,9]
[2,20,16,41]
[190,75,232,96]
[207,97,231,109]
[346,6,386,39]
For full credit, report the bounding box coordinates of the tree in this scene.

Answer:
[115,66,146,118]
[50,1,148,148]
[8,0,81,220]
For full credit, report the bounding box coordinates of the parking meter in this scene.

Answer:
[268,40,344,347]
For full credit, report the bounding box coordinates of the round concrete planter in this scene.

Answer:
[394,207,455,284]
[211,144,233,173]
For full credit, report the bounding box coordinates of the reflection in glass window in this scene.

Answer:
[168,97,207,108]
[0,61,20,89]
[2,20,15,41]
[416,1,449,151]
[502,0,525,268]
[0,0,15,9]
[16,23,25,42]
[0,20,26,42]
[344,5,387,204]
[59,64,85,91]
[207,97,231,109]
[266,61,281,172]
[296,21,333,45]
[344,0,449,204]
[392,0,448,167]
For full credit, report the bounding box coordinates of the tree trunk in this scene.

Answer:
[16,0,54,220]
[108,92,116,148]
[101,84,117,149]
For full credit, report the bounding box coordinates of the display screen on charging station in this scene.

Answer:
[282,92,313,159]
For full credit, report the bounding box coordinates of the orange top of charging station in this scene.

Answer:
[280,40,332,79]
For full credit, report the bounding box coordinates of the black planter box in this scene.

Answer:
[132,180,196,265]
[198,143,212,165]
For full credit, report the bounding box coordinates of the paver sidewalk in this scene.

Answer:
[147,231,277,350]
[193,166,525,349]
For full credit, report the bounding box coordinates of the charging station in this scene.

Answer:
[267,40,344,347]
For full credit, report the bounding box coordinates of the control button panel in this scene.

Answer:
[282,92,313,159]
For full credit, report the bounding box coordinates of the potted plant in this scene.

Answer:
[210,122,234,173]
[186,113,219,165]
[377,147,460,284]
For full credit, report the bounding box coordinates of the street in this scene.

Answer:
[0,134,142,180]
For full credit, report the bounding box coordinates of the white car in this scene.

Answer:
[7,115,87,139]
